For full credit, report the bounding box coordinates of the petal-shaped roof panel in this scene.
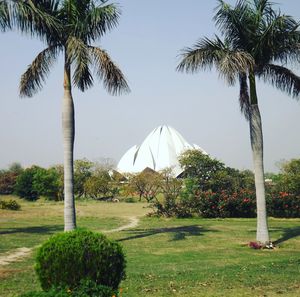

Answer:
[117,125,206,176]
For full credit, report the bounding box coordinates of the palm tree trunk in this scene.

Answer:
[249,72,269,244]
[63,55,76,231]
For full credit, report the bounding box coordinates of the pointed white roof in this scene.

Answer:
[117,125,206,176]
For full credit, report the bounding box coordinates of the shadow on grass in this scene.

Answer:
[273,226,300,245]
[117,225,214,242]
[0,225,63,235]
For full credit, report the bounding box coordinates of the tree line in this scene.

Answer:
[1,151,300,218]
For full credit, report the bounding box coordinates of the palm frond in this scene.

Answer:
[177,36,254,85]
[239,73,251,120]
[89,46,130,95]
[20,45,60,97]
[0,0,10,30]
[214,0,252,47]
[9,0,60,42]
[84,2,120,42]
[256,64,300,98]
[260,14,300,64]
[60,1,120,43]
[66,36,93,91]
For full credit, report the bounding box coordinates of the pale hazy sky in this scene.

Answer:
[0,0,299,172]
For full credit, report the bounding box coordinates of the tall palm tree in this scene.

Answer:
[2,0,129,231]
[177,0,300,244]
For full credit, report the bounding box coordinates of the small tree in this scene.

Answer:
[179,149,255,193]
[0,163,23,195]
[127,169,162,202]
[84,169,113,199]
[160,168,182,199]
[276,159,300,195]
[0,171,19,195]
[74,159,93,198]
[179,149,225,191]
[33,167,63,201]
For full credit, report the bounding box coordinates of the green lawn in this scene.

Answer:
[0,196,300,297]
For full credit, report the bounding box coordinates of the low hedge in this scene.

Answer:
[153,190,300,218]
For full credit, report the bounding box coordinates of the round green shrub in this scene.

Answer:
[35,229,126,291]
[20,280,118,297]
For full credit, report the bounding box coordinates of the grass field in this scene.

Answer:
[0,196,300,297]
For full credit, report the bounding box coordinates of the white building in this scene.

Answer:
[117,125,206,177]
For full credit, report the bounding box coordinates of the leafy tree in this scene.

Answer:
[13,165,62,200]
[0,171,19,195]
[177,0,300,244]
[84,169,113,199]
[160,168,183,200]
[33,167,63,201]
[74,158,93,198]
[239,169,255,190]
[14,166,40,201]
[2,1,129,230]
[179,149,225,191]
[0,163,23,195]
[179,149,254,193]
[127,169,162,202]
[276,159,300,195]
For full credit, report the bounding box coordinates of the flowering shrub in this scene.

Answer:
[267,192,300,218]
[152,188,300,218]
[196,190,256,218]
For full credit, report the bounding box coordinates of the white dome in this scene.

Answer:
[117,125,206,176]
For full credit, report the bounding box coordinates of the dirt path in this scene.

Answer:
[0,216,140,267]
[0,247,32,266]
[104,216,140,233]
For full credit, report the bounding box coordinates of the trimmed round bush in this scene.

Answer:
[35,229,126,291]
[20,280,117,297]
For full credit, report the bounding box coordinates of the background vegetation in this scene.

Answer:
[1,152,300,219]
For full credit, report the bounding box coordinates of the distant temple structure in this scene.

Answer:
[117,125,206,177]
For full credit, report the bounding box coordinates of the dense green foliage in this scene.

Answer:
[84,170,114,199]
[20,280,117,297]
[273,159,300,196]
[152,152,300,218]
[14,167,40,201]
[74,159,93,198]
[32,167,63,201]
[35,229,126,291]
[14,166,63,201]
[125,169,163,202]
[179,150,255,193]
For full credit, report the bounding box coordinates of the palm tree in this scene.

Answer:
[177,0,300,244]
[2,0,129,231]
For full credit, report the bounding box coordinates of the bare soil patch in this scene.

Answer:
[0,247,32,267]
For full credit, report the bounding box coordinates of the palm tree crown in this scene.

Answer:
[7,0,129,96]
[178,0,300,106]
